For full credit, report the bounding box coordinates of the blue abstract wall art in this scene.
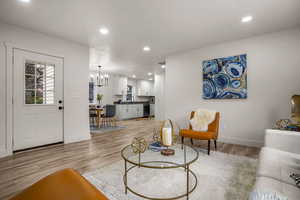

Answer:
[202,54,247,99]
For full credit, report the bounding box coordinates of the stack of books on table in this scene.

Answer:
[149,141,167,152]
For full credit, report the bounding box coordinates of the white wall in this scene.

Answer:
[154,72,165,120]
[165,28,300,147]
[0,22,90,157]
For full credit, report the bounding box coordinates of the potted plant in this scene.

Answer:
[96,94,103,105]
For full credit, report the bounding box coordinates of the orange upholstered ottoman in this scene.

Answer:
[10,168,109,200]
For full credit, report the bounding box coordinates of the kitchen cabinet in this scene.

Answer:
[115,104,126,119]
[137,80,154,96]
[127,105,136,119]
[136,104,143,118]
[113,75,127,96]
[115,104,144,120]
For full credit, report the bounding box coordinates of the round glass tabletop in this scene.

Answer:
[121,143,199,168]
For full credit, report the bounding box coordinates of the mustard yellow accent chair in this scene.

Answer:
[180,111,220,155]
[10,168,109,200]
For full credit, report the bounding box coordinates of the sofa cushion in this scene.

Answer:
[260,147,300,162]
[253,176,300,200]
[257,147,300,186]
[265,129,300,154]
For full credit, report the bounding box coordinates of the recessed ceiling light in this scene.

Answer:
[149,78,153,81]
[241,16,253,23]
[148,72,152,76]
[161,64,166,69]
[18,0,31,3]
[99,27,109,35]
[143,46,151,52]
[132,75,136,78]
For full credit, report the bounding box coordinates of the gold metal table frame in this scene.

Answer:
[121,144,199,200]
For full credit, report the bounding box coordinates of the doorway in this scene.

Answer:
[13,49,64,151]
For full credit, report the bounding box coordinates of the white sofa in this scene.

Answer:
[252,129,300,199]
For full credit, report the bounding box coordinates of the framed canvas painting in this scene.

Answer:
[202,54,247,99]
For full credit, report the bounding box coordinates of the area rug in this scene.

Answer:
[90,126,126,134]
[84,149,257,200]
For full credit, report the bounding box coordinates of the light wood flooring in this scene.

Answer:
[0,119,260,200]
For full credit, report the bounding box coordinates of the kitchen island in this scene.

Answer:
[114,102,154,120]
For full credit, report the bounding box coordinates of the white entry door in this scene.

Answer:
[13,49,63,151]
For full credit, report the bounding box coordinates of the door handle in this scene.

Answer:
[58,106,64,110]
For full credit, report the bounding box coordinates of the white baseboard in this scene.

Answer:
[0,149,12,158]
[218,136,263,148]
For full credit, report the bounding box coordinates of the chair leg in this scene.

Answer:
[92,117,95,127]
[96,116,99,128]
[113,117,117,127]
[214,140,217,150]
[181,137,184,149]
[190,138,194,145]
[208,140,211,155]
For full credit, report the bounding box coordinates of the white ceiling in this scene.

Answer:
[1,0,300,79]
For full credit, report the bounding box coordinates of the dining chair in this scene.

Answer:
[89,108,98,127]
[101,105,116,127]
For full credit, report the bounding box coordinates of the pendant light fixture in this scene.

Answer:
[96,65,109,87]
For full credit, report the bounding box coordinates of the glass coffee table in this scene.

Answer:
[121,144,199,200]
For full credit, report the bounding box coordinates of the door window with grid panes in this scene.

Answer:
[24,61,55,104]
